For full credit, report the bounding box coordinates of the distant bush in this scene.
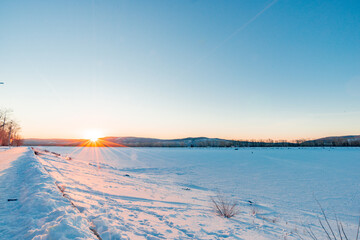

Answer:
[211,195,239,218]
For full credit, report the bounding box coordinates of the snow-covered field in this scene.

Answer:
[1,146,359,239]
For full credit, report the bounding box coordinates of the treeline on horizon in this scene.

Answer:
[109,139,360,147]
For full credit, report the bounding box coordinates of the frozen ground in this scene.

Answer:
[0,147,97,239]
[0,146,359,239]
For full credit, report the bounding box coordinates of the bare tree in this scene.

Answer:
[0,109,22,146]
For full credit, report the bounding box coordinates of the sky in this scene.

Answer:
[0,0,359,140]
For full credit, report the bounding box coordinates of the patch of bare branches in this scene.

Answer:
[211,195,239,218]
[298,200,360,240]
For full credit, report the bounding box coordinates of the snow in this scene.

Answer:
[0,147,21,174]
[1,146,359,239]
[0,147,97,239]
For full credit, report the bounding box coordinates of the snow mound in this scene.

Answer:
[0,147,97,239]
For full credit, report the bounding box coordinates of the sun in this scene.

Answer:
[90,136,98,142]
[83,129,104,142]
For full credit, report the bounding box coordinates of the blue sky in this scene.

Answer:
[0,0,359,140]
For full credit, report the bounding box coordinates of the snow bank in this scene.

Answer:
[0,147,97,239]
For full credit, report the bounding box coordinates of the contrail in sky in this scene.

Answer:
[192,0,279,66]
[218,0,279,49]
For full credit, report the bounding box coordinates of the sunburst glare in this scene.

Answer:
[83,129,104,143]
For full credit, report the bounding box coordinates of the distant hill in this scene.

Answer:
[303,135,360,146]
[23,135,360,147]
[23,137,236,147]
[101,137,236,147]
[317,135,360,141]
[24,138,87,146]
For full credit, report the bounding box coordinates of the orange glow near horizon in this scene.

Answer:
[78,138,127,148]
[65,138,129,169]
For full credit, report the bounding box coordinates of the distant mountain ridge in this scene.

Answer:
[23,135,360,147]
[303,135,360,146]
[317,135,360,141]
[24,138,88,146]
[23,137,234,147]
[102,137,231,147]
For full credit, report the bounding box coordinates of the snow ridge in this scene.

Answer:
[0,147,97,239]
